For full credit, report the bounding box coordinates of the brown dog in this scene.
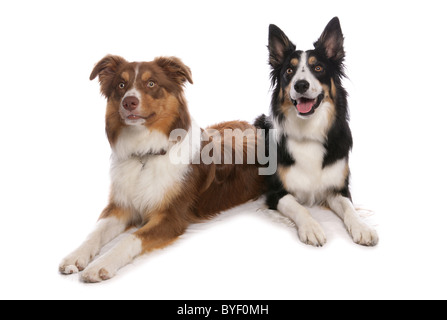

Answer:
[59,55,264,282]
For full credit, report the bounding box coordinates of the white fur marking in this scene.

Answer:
[327,195,379,246]
[283,139,347,206]
[123,88,142,102]
[59,217,127,274]
[281,101,334,142]
[111,153,190,215]
[278,194,327,246]
[111,122,200,216]
[290,52,322,101]
[81,234,142,282]
[113,126,170,160]
[135,64,140,80]
[121,88,145,126]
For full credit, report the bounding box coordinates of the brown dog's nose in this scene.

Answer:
[122,96,139,111]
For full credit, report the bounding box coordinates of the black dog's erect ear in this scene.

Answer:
[268,24,296,69]
[90,55,128,97]
[314,17,345,62]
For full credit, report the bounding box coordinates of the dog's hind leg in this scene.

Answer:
[278,194,327,247]
[327,194,379,246]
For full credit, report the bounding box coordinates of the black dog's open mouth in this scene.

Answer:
[292,94,324,116]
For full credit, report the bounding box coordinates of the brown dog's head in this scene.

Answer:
[90,55,193,145]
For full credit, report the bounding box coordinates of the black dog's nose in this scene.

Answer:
[294,80,310,94]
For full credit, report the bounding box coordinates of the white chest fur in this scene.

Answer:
[109,125,196,217]
[110,154,190,215]
[282,139,347,206]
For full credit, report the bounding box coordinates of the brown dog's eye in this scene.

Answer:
[119,82,126,89]
[147,81,156,88]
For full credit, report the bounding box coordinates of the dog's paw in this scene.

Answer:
[81,263,114,283]
[345,217,379,246]
[81,267,113,283]
[59,253,90,275]
[297,219,327,247]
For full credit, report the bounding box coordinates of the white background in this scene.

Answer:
[1,0,446,300]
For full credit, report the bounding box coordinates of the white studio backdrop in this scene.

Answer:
[0,0,446,300]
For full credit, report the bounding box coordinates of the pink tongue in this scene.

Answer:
[296,100,314,114]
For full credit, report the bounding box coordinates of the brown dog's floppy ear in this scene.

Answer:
[90,55,128,97]
[155,56,193,85]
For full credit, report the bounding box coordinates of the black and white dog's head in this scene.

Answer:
[268,17,347,121]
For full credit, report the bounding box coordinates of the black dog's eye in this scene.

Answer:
[315,66,324,72]
[286,68,294,75]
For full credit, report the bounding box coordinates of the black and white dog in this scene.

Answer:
[256,17,378,246]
